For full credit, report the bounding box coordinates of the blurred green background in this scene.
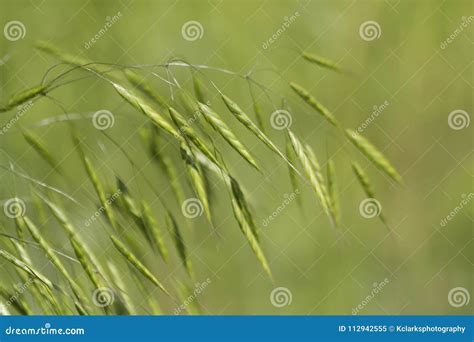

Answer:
[0,0,472,315]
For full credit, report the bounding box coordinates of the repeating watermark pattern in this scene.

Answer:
[4,21,26,41]
[177,102,210,134]
[0,101,33,135]
[0,53,11,66]
[270,109,292,130]
[448,109,470,130]
[359,198,381,219]
[92,287,115,307]
[448,287,470,308]
[181,21,204,41]
[5,278,34,308]
[84,12,122,49]
[270,287,293,308]
[352,278,390,315]
[174,278,212,315]
[262,189,300,227]
[440,16,474,49]
[181,198,203,218]
[353,100,389,136]
[359,21,381,41]
[440,193,473,227]
[92,109,115,130]
[84,189,121,227]
[3,198,26,219]
[262,11,300,50]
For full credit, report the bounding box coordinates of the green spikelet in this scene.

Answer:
[169,106,222,169]
[198,102,260,172]
[125,69,168,109]
[302,52,341,73]
[346,130,402,183]
[352,161,387,225]
[141,201,169,262]
[326,159,340,227]
[221,94,298,173]
[289,82,339,127]
[165,210,194,279]
[230,198,272,278]
[288,131,333,225]
[179,141,212,223]
[110,235,170,296]
[0,85,46,112]
[22,130,60,173]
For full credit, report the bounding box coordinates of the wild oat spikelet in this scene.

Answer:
[198,102,260,172]
[346,129,402,183]
[110,235,170,296]
[302,52,341,73]
[289,82,339,127]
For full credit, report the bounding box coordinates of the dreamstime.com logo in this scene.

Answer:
[270,287,292,308]
[359,198,381,219]
[4,20,26,41]
[4,323,85,336]
[92,109,115,130]
[440,16,474,50]
[84,12,122,49]
[270,109,292,130]
[174,278,212,315]
[448,109,470,130]
[84,189,121,227]
[440,193,473,227]
[0,101,33,135]
[3,198,26,219]
[181,198,204,218]
[353,100,389,136]
[448,287,470,308]
[352,278,390,315]
[92,287,115,307]
[181,21,204,41]
[359,21,381,41]
[262,189,300,227]
[261,11,300,50]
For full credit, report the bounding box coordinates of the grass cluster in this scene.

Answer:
[0,43,401,315]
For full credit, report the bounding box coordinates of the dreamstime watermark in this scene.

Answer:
[440,193,473,227]
[0,53,11,66]
[5,323,85,336]
[181,21,204,41]
[4,278,34,308]
[352,278,390,315]
[262,189,300,227]
[92,109,115,130]
[181,198,204,219]
[174,278,212,315]
[4,21,26,41]
[448,109,470,130]
[270,109,292,130]
[262,11,300,50]
[270,287,292,308]
[448,287,470,308]
[84,12,123,49]
[359,198,381,219]
[359,21,381,41]
[440,16,474,50]
[92,287,115,307]
[0,101,33,135]
[3,198,26,219]
[84,189,121,227]
[353,100,389,136]
[177,101,210,134]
